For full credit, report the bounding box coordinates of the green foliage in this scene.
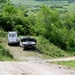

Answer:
[13,25,24,35]
[0,0,6,4]
[39,5,75,52]
[63,13,75,30]
[3,1,16,13]
[0,45,13,60]
[55,61,75,68]
[1,1,75,57]
[51,5,63,8]
[32,12,46,36]
[40,5,60,38]
[47,23,75,51]
[36,36,69,57]
[0,1,17,31]
[0,29,6,37]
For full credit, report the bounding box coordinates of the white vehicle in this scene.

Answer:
[8,31,19,45]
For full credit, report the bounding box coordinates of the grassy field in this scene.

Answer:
[10,0,75,14]
[64,2,75,13]
[53,61,75,68]
[10,0,69,7]
[0,44,14,61]
[0,30,14,61]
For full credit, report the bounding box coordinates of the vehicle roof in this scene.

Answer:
[20,36,36,40]
[8,31,17,33]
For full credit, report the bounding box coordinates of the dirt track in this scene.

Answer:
[5,43,75,62]
[1,44,75,75]
[0,61,75,75]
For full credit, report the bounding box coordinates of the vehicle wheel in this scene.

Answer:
[23,45,26,50]
[33,47,36,50]
[16,42,19,46]
[19,44,21,47]
[19,42,22,47]
[8,43,10,46]
[23,48,25,50]
[18,42,20,46]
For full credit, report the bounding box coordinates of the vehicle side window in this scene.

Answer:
[20,38,36,42]
[21,39,27,42]
[28,39,36,42]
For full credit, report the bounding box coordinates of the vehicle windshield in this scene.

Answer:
[21,38,36,42]
[28,39,36,42]
[21,39,27,42]
[9,34,16,37]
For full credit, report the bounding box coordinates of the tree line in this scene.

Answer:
[35,0,75,3]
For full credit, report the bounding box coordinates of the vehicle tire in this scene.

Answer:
[16,42,19,46]
[23,45,26,50]
[19,42,22,47]
[33,46,36,50]
[18,42,20,46]
[19,43,21,47]
[8,43,10,46]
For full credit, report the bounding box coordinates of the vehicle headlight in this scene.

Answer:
[22,42,28,44]
[32,42,36,45]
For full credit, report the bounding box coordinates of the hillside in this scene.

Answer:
[10,0,75,14]
[0,1,75,75]
[0,0,75,58]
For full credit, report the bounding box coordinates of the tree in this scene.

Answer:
[0,1,20,31]
[40,5,59,39]
[63,13,75,30]
[0,0,6,3]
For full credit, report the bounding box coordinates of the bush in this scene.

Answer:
[0,29,6,37]
[51,5,63,8]
[48,25,75,52]
[0,45,13,59]
[36,36,69,57]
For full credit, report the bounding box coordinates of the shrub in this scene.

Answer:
[36,36,69,57]
[0,29,6,37]
[51,5,63,8]
[0,45,13,58]
[49,25,75,52]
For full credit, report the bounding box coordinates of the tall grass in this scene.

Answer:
[0,45,13,60]
[0,29,7,43]
[36,36,70,58]
[54,61,75,68]
[0,29,7,37]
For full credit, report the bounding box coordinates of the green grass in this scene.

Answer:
[53,61,75,68]
[35,36,75,59]
[0,29,7,37]
[0,45,14,61]
[35,36,72,58]
[0,30,14,61]
[0,56,14,61]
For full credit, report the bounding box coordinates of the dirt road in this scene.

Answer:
[1,43,75,75]
[5,43,75,61]
[0,61,75,75]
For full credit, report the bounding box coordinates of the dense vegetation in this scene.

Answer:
[1,0,75,58]
[0,29,13,60]
[36,36,70,57]
[0,45,13,60]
